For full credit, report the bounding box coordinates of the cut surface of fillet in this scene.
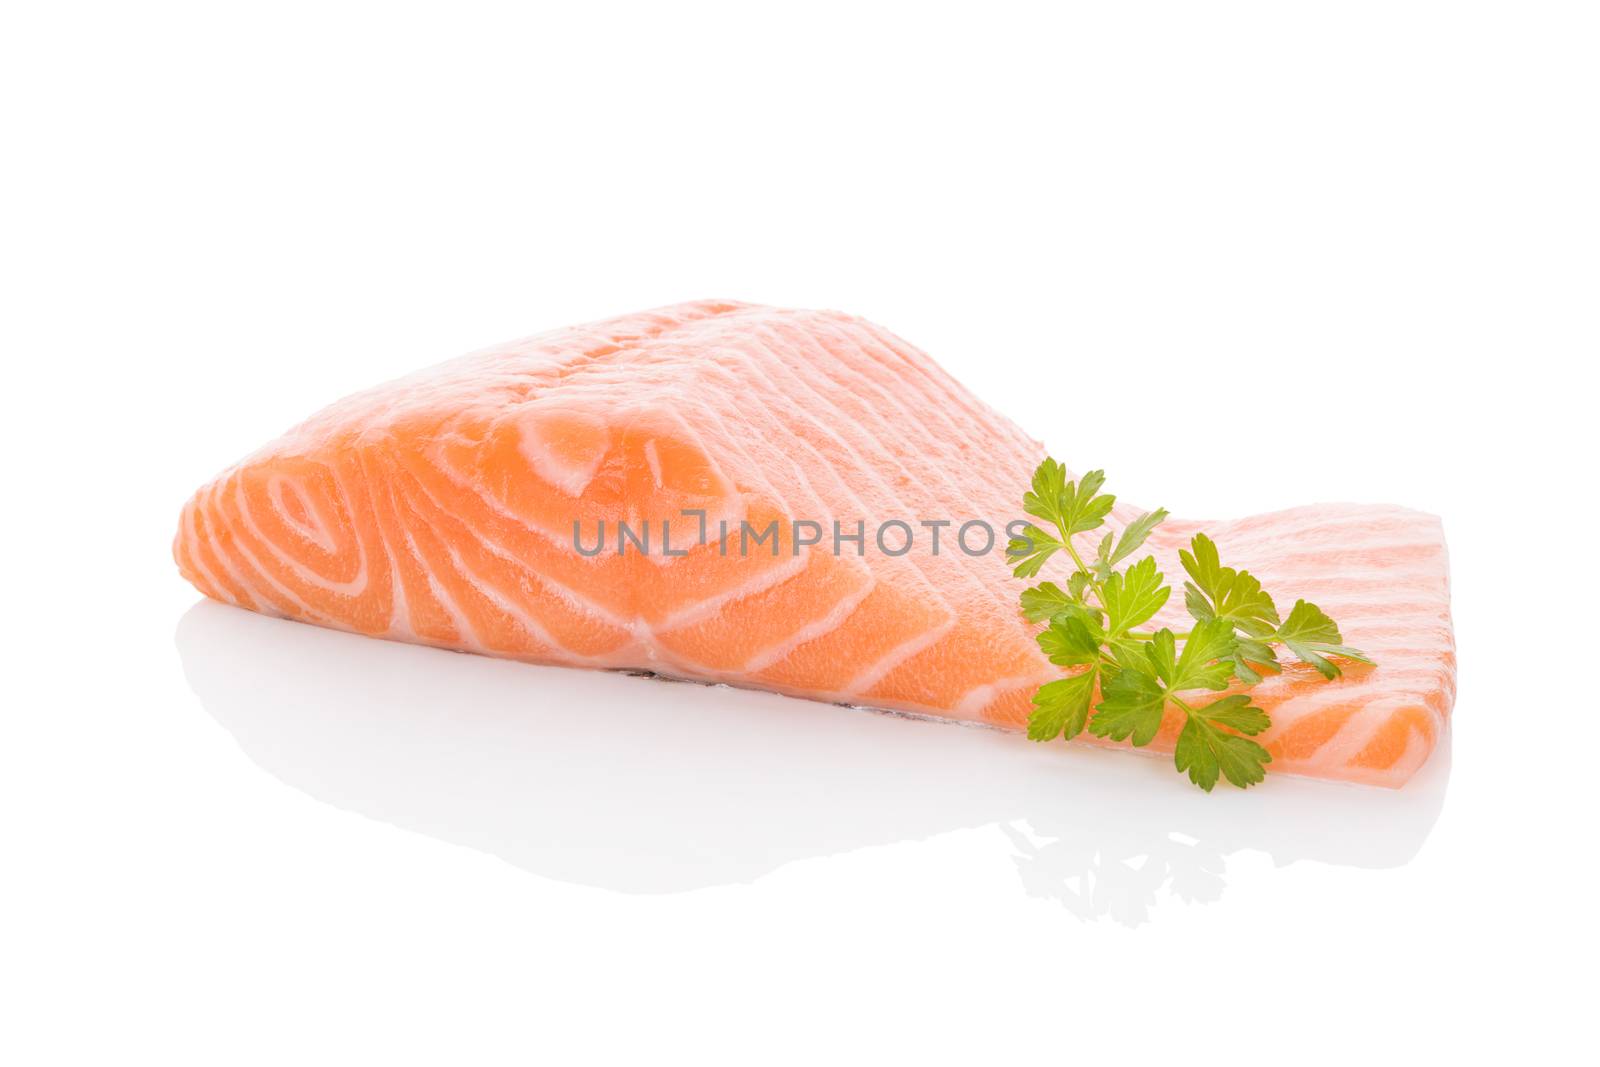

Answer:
[175,300,1455,787]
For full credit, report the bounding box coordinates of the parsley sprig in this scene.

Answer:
[1008,459,1372,791]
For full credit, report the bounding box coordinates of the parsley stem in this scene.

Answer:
[1060,535,1110,613]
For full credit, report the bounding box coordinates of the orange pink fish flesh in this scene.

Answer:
[174,301,1455,787]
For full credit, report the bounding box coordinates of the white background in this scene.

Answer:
[3,2,1596,1063]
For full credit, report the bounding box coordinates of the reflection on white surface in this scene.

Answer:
[176,601,1450,924]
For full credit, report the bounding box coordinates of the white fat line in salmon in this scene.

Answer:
[571,513,1035,558]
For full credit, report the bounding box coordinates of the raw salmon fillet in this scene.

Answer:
[174,300,1455,787]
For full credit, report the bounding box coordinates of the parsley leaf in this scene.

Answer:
[1196,693,1271,735]
[1060,470,1115,535]
[1142,627,1178,682]
[1022,457,1070,529]
[1175,710,1272,791]
[1037,615,1103,666]
[1275,599,1374,679]
[1019,581,1075,623]
[1108,508,1169,566]
[1028,672,1097,742]
[1105,637,1151,674]
[1168,617,1236,692]
[1090,661,1167,747]
[1024,460,1115,537]
[1178,531,1227,598]
[1091,533,1115,583]
[1006,523,1063,578]
[1230,635,1282,685]
[1101,556,1170,636]
[1179,532,1297,683]
[1180,532,1280,636]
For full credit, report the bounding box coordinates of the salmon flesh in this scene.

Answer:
[174,301,1455,787]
